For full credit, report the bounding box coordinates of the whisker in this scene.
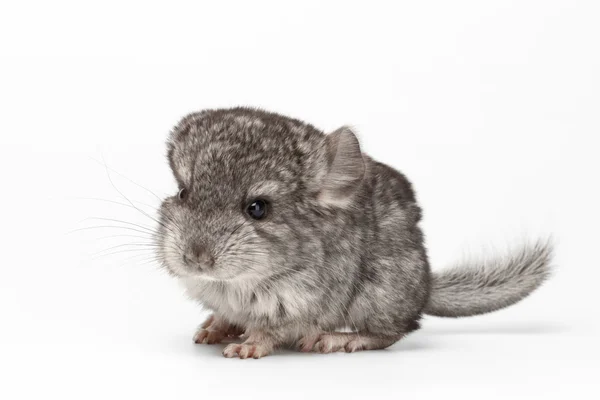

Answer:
[80,217,157,233]
[99,155,183,238]
[67,225,157,236]
[69,196,159,211]
[89,156,167,202]
[74,195,182,238]
[93,242,163,256]
[96,234,158,240]
[92,248,158,260]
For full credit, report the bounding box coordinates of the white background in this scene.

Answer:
[1,1,599,399]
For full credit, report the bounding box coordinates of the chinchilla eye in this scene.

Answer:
[246,199,268,220]
[178,188,187,200]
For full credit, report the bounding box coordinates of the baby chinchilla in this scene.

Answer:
[155,107,552,359]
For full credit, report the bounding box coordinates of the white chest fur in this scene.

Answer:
[181,278,302,325]
[178,276,312,327]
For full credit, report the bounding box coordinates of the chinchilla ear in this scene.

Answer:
[318,126,365,207]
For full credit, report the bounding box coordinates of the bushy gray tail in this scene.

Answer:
[424,240,553,318]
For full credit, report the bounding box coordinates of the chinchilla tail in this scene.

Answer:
[423,239,553,317]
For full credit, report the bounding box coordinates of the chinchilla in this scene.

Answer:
[155,107,552,359]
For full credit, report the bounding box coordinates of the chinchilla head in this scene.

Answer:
[156,108,365,281]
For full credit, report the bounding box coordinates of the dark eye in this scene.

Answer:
[246,199,268,220]
[178,188,187,200]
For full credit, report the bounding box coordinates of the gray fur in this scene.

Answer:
[425,240,553,317]
[154,107,553,358]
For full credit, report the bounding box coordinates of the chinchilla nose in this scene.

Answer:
[182,243,214,270]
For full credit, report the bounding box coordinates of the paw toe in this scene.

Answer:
[252,346,269,359]
[223,344,241,358]
[238,345,255,359]
[297,335,319,352]
[345,339,365,353]
[193,329,209,344]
